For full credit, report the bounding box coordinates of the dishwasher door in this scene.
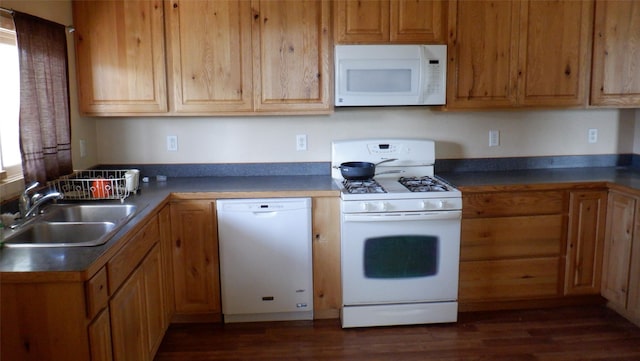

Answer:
[216,198,313,323]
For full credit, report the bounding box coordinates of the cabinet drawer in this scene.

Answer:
[463,191,566,218]
[108,215,159,294]
[461,214,564,261]
[459,257,561,301]
[86,266,109,319]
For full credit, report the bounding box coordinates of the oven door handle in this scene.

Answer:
[343,211,461,222]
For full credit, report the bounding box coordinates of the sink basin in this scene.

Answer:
[41,204,138,223]
[3,222,117,247]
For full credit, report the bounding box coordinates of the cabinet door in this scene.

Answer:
[629,208,640,319]
[110,265,148,361]
[390,0,446,43]
[518,0,593,107]
[565,190,607,295]
[311,197,341,319]
[170,200,221,318]
[158,205,175,325]
[335,0,390,43]
[165,0,253,113]
[591,0,640,106]
[142,245,166,356]
[447,0,521,109]
[252,0,332,113]
[88,309,113,361]
[73,0,167,115]
[601,192,635,307]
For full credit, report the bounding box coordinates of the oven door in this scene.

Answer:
[341,210,461,305]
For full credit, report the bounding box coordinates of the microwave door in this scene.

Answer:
[336,59,421,106]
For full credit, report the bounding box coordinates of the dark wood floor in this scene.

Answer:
[154,306,640,361]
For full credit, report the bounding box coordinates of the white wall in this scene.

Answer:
[95,107,635,164]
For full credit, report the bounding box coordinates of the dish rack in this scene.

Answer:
[48,169,140,202]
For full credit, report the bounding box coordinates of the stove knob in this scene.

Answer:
[378,202,388,211]
[360,202,370,211]
[437,200,445,209]
[420,200,430,209]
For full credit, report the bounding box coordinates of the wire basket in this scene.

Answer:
[49,169,139,201]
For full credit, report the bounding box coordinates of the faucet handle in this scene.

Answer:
[24,182,39,194]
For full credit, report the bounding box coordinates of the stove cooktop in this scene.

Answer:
[337,175,460,201]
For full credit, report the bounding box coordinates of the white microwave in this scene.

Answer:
[334,44,447,106]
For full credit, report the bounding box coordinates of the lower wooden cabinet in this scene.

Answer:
[459,187,610,311]
[602,190,640,325]
[170,200,221,321]
[565,190,607,295]
[88,308,113,361]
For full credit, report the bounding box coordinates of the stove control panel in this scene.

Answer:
[342,197,462,214]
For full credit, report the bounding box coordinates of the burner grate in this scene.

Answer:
[342,179,386,194]
[399,176,450,192]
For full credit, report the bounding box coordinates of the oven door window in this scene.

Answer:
[364,235,438,278]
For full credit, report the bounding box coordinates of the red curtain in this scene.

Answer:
[13,11,73,185]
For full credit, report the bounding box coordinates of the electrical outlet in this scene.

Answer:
[167,135,178,151]
[489,130,500,147]
[79,139,87,158]
[588,128,598,144]
[296,134,307,151]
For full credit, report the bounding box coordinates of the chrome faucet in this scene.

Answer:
[22,191,64,218]
[12,182,64,229]
[19,182,40,217]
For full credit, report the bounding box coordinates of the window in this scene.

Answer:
[0,14,21,181]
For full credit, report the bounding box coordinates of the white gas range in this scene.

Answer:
[332,138,462,328]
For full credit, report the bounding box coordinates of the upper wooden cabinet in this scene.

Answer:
[73,0,332,116]
[335,0,446,44]
[73,0,168,115]
[591,0,640,107]
[164,0,253,113]
[447,0,593,109]
[252,0,332,113]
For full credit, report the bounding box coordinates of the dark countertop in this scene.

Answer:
[4,166,640,279]
[440,166,640,191]
[0,175,339,279]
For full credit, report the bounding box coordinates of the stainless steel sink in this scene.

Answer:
[3,222,117,247]
[2,203,140,248]
[41,204,138,223]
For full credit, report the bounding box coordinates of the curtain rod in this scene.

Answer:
[0,7,75,32]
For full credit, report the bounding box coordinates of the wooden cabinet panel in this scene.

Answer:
[459,257,561,301]
[88,308,113,361]
[461,215,563,261]
[158,204,175,325]
[110,264,149,361]
[170,200,220,318]
[108,216,159,294]
[311,197,341,319]
[591,0,640,106]
[335,0,446,44]
[447,0,520,108]
[165,0,253,113]
[518,0,592,106]
[463,191,566,218]
[447,0,593,109]
[629,213,640,319]
[252,0,331,112]
[335,0,390,43]
[73,0,167,115]
[86,266,109,319]
[391,0,446,43]
[142,245,166,356]
[565,191,607,295]
[601,192,635,306]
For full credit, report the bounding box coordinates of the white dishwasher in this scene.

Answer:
[216,198,313,323]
